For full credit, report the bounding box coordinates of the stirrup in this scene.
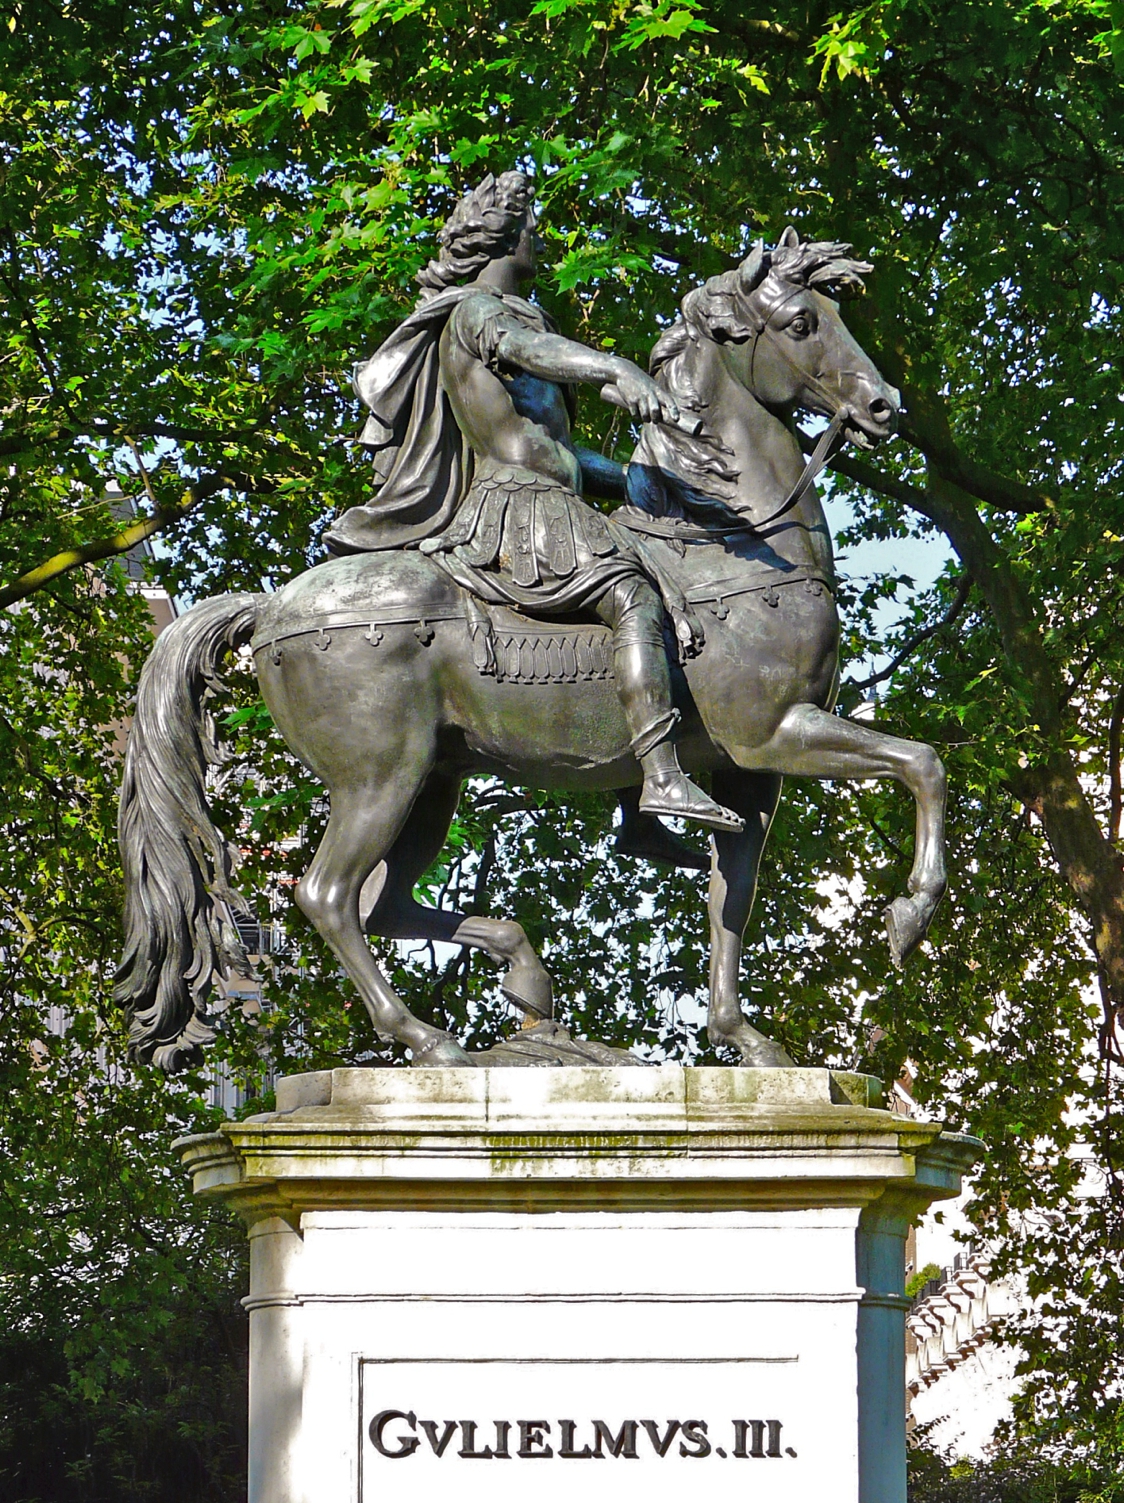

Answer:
[639,775,745,834]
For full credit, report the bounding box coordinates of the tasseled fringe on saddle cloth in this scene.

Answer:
[460,593,614,685]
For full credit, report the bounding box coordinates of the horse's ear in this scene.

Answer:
[739,239,766,292]
[779,224,800,249]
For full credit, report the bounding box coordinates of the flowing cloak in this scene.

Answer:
[324,287,559,555]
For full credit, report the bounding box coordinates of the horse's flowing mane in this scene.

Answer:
[629,228,872,522]
[651,228,871,378]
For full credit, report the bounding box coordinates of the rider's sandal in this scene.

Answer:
[639,776,745,834]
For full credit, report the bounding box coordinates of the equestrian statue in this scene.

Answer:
[116,170,947,1071]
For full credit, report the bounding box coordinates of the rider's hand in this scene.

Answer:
[602,363,680,427]
[672,607,705,661]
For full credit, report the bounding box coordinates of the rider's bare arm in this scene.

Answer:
[493,325,679,426]
[574,447,627,501]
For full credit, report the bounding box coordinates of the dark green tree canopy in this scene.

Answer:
[2,1,1124,1494]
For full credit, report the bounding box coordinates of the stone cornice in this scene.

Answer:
[176,1066,981,1228]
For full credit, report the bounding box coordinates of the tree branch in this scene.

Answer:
[0,416,284,459]
[1109,682,1124,843]
[0,470,252,610]
[846,572,972,693]
[842,299,1056,514]
[124,436,158,509]
[1,229,65,401]
[797,427,944,524]
[923,472,1124,1035]
[856,804,908,863]
[898,416,1055,515]
[91,418,277,445]
[808,423,1124,1040]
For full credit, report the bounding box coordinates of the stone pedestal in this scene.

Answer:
[178,1066,979,1503]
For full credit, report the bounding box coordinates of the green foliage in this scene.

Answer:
[0,1045,248,1502]
[905,1263,944,1300]
[2,0,1124,1494]
[0,574,247,1499]
[907,1443,1123,1503]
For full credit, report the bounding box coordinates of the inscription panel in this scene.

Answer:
[358,1357,851,1503]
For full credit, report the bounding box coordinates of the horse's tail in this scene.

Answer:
[115,592,264,1072]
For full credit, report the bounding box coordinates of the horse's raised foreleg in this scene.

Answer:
[757,703,947,965]
[706,770,793,1066]
[296,774,474,1067]
[364,771,554,1022]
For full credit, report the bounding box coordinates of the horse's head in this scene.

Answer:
[656,227,899,452]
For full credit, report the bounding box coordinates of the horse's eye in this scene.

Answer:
[788,315,811,337]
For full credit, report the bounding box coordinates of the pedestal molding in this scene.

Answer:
[176,1065,973,1228]
[241,1288,869,1312]
[178,1067,983,1503]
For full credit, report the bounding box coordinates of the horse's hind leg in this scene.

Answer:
[758,702,947,965]
[706,769,793,1067]
[364,771,554,1021]
[615,788,710,872]
[296,774,474,1067]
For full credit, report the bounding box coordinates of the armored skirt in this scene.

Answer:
[419,461,648,613]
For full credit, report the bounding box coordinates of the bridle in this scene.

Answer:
[740,280,855,532]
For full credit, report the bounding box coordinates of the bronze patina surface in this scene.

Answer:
[116,174,945,1073]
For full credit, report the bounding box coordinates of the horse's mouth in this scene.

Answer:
[844,419,882,452]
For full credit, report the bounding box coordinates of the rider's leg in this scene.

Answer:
[595,578,744,834]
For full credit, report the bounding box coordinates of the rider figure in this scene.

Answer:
[327,171,742,834]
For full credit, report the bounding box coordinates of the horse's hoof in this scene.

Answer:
[409,1032,475,1068]
[711,1021,795,1068]
[885,896,925,968]
[500,961,554,1021]
[738,1035,796,1068]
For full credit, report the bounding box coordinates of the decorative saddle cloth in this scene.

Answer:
[252,461,834,684]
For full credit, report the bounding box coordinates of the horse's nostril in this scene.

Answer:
[869,397,894,424]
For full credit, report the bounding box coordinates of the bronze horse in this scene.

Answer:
[117,232,946,1070]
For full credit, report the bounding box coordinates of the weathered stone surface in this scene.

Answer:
[177,1067,980,1503]
[177,1065,971,1221]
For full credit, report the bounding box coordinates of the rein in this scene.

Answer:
[610,507,751,543]
[749,404,847,531]
[615,404,845,546]
[742,280,851,532]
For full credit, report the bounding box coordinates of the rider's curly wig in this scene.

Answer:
[416,171,536,298]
